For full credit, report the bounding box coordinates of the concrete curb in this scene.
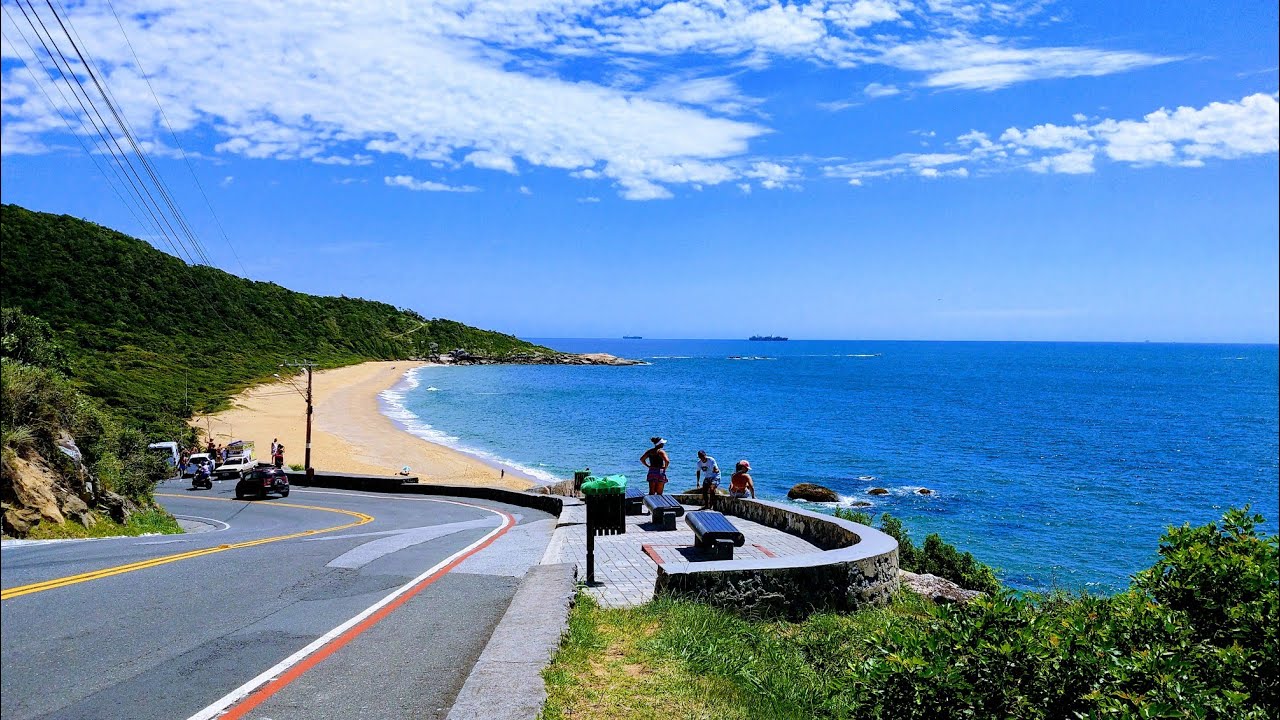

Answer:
[445,563,578,720]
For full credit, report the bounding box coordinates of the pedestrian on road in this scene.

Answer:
[641,437,670,495]
[696,450,721,510]
[729,460,755,500]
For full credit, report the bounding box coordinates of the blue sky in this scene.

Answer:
[2,0,1277,342]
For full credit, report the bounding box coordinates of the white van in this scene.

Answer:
[148,441,180,470]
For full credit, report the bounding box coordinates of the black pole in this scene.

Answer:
[304,365,314,482]
[586,515,595,584]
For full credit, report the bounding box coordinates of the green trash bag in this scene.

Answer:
[580,474,627,495]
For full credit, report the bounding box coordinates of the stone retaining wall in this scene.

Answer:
[654,498,899,619]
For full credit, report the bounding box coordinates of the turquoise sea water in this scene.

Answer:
[382,340,1279,592]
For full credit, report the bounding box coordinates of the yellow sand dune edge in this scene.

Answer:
[193,361,536,491]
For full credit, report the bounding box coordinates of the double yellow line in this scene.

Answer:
[1,497,373,601]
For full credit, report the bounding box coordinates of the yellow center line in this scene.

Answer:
[1,495,374,601]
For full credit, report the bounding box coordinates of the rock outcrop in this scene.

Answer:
[1,450,100,535]
[787,483,839,502]
[1,435,141,537]
[429,349,643,366]
[868,487,890,496]
[899,571,985,604]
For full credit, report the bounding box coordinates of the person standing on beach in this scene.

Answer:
[273,444,284,469]
[641,437,670,495]
[270,438,278,459]
[729,460,755,500]
[696,450,721,510]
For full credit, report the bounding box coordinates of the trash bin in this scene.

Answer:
[583,475,627,534]
[582,474,628,584]
[573,470,591,491]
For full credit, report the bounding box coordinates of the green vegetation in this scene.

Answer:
[835,508,1002,593]
[24,508,183,540]
[544,508,1277,720]
[2,342,169,505]
[1,203,554,434]
[541,595,753,720]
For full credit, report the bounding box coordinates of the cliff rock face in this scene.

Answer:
[0,439,138,537]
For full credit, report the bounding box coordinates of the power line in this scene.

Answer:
[12,0,196,264]
[103,0,249,278]
[39,0,214,266]
[1,21,160,244]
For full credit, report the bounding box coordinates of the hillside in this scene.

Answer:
[0,203,555,432]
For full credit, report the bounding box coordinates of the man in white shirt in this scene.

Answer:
[696,450,721,510]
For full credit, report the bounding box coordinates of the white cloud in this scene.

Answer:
[863,82,901,98]
[519,185,532,195]
[0,1,1222,197]
[465,150,518,174]
[826,92,1279,184]
[384,175,479,193]
[744,160,800,189]
[220,175,234,187]
[577,196,601,203]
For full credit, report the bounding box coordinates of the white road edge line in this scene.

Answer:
[172,515,232,532]
[185,498,513,720]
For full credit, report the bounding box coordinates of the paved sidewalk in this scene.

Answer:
[543,500,823,607]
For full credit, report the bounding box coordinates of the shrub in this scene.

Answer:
[832,508,1001,593]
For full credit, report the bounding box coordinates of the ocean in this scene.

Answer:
[381,340,1279,593]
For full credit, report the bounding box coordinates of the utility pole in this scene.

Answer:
[280,362,316,482]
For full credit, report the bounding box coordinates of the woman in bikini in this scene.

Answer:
[729,460,755,499]
[640,437,670,495]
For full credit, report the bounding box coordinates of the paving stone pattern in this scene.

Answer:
[545,501,823,608]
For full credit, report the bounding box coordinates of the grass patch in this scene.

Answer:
[24,508,184,540]
[540,594,754,720]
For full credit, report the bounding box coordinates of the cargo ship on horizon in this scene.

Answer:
[748,335,789,341]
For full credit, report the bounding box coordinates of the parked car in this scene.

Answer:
[184,453,215,478]
[213,455,257,481]
[236,467,290,500]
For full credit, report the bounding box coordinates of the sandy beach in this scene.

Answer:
[194,361,536,490]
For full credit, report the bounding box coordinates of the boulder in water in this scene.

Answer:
[787,483,839,502]
[868,487,890,496]
[917,488,933,495]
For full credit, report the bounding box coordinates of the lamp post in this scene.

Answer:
[276,362,316,481]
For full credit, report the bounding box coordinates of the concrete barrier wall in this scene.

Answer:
[654,498,899,619]
[286,471,566,516]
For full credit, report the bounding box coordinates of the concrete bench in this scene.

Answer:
[686,511,746,560]
[624,486,646,516]
[643,494,685,530]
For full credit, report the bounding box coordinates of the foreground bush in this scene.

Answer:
[545,508,1278,720]
[835,508,1002,593]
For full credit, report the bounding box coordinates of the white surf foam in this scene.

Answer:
[379,370,564,485]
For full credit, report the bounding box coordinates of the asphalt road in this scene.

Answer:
[1,477,556,720]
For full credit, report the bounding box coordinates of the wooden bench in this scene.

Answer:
[686,511,746,560]
[643,494,685,530]
[624,486,646,516]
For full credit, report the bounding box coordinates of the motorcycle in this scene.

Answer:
[191,465,212,490]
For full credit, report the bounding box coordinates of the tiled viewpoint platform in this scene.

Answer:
[543,500,824,608]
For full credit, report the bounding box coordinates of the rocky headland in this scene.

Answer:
[430,349,644,366]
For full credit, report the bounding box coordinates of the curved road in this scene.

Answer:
[1,477,556,720]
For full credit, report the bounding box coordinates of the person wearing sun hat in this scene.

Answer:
[640,436,670,495]
[728,459,755,499]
